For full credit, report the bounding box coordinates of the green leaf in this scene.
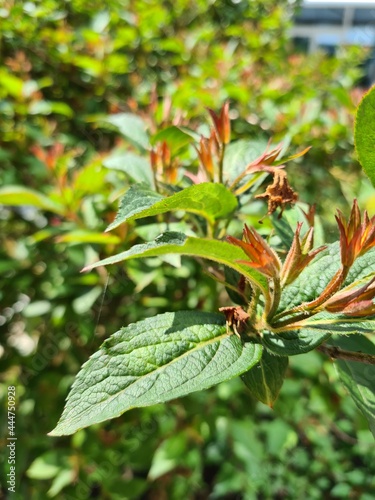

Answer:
[329,335,375,437]
[27,452,61,480]
[151,126,197,153]
[47,469,75,497]
[49,311,262,435]
[262,329,331,356]
[271,213,295,248]
[344,247,375,285]
[0,186,64,214]
[106,182,238,231]
[57,231,121,245]
[102,113,150,150]
[82,231,269,294]
[355,86,375,187]
[262,312,375,357]
[223,139,268,183]
[224,267,250,306]
[103,151,154,186]
[241,349,288,406]
[300,312,375,335]
[273,146,311,167]
[107,183,162,231]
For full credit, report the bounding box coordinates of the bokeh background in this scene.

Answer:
[1,0,375,498]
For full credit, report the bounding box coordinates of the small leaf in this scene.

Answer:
[271,213,295,248]
[224,267,250,306]
[57,231,121,245]
[273,146,311,166]
[262,329,331,356]
[102,113,150,150]
[355,85,375,187]
[278,242,341,312]
[329,335,375,437]
[151,126,197,153]
[82,231,269,294]
[300,312,375,335]
[241,349,288,406]
[106,182,238,231]
[103,151,154,186]
[0,186,64,214]
[223,138,268,183]
[49,311,262,435]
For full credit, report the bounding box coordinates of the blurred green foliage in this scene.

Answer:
[1,0,375,498]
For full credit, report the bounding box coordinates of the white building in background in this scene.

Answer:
[291,1,375,54]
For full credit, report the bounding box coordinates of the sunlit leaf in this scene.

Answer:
[106,182,238,231]
[355,85,375,187]
[49,311,262,435]
[102,113,150,150]
[0,186,64,214]
[82,231,269,294]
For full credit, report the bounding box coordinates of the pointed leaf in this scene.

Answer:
[355,86,375,187]
[102,113,150,150]
[224,267,250,306]
[241,349,288,406]
[299,312,375,335]
[103,151,154,186]
[151,126,197,153]
[271,213,295,248]
[262,312,375,357]
[273,146,311,166]
[0,186,64,214]
[107,183,238,231]
[329,335,375,437]
[223,139,268,183]
[278,244,375,314]
[57,231,121,245]
[82,231,269,294]
[107,183,162,231]
[49,311,263,436]
[278,243,341,312]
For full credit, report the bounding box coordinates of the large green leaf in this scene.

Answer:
[241,349,288,406]
[49,311,263,436]
[355,86,375,187]
[329,335,375,437]
[102,113,150,150]
[82,231,269,294]
[262,329,331,356]
[106,182,238,231]
[0,186,64,214]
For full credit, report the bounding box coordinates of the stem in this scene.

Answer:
[218,143,226,184]
[317,345,375,365]
[266,276,281,321]
[247,286,260,322]
[152,168,159,194]
[271,309,323,331]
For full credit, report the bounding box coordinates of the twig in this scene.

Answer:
[317,345,375,365]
